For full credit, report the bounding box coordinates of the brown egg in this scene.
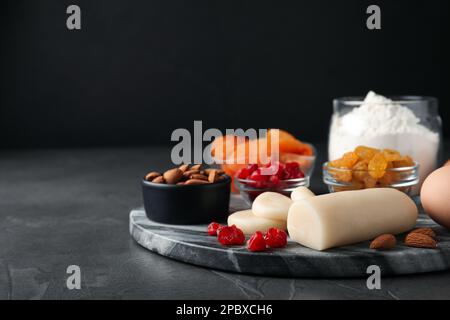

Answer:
[445,159,450,167]
[421,166,450,229]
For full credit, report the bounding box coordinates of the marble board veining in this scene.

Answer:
[130,195,450,278]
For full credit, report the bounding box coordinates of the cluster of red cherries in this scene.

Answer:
[207,222,287,252]
[236,161,305,189]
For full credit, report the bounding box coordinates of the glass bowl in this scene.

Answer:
[278,143,317,177]
[323,161,419,195]
[218,142,317,193]
[235,176,309,206]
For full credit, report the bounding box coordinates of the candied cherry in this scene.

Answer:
[265,160,285,177]
[207,222,223,236]
[217,225,245,246]
[264,228,288,248]
[247,231,267,252]
[269,175,281,187]
[236,168,251,179]
[249,168,269,188]
[284,162,303,179]
[246,164,259,174]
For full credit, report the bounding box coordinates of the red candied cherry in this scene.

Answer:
[284,162,304,179]
[217,225,245,246]
[269,175,281,187]
[236,168,251,179]
[264,228,288,248]
[207,222,223,236]
[263,160,285,177]
[296,168,305,178]
[249,169,269,188]
[249,168,269,182]
[246,164,259,174]
[247,231,267,252]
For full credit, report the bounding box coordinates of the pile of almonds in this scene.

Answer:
[370,227,438,250]
[145,164,226,185]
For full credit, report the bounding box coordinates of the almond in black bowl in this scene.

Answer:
[142,164,231,224]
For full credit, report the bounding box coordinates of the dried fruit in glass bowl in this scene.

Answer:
[235,161,309,205]
[324,146,418,194]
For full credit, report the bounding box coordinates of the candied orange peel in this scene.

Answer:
[328,146,415,189]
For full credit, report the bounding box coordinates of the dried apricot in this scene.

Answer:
[364,175,378,188]
[379,162,395,185]
[355,146,379,160]
[329,145,415,191]
[368,152,388,179]
[329,167,352,182]
[393,156,414,168]
[329,159,344,168]
[336,170,352,183]
[350,179,365,190]
[341,152,359,168]
[382,149,402,162]
[352,160,368,182]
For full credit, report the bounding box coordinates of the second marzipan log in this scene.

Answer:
[287,188,418,251]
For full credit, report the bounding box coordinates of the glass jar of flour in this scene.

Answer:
[328,91,442,193]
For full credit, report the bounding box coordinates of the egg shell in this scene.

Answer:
[421,166,450,229]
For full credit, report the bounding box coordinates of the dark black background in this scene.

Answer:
[1,0,449,148]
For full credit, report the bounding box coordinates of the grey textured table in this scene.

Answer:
[1,143,449,300]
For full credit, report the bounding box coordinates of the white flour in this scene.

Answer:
[329,91,439,189]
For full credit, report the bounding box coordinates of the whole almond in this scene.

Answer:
[205,168,224,175]
[145,172,160,181]
[190,164,202,171]
[410,228,436,239]
[152,176,165,184]
[370,234,397,250]
[179,164,190,173]
[190,174,208,180]
[208,169,218,183]
[183,170,200,178]
[185,179,210,185]
[405,233,437,249]
[163,168,183,184]
[176,181,185,185]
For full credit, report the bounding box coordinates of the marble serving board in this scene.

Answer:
[130,195,450,278]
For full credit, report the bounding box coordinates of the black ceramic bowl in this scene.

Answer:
[142,175,231,224]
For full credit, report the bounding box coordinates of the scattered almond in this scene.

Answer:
[163,168,183,184]
[152,176,165,184]
[410,227,436,239]
[370,234,397,250]
[405,232,437,249]
[145,172,160,181]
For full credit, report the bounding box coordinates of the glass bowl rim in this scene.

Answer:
[323,161,419,173]
[236,176,309,184]
[235,175,309,192]
[333,95,437,105]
